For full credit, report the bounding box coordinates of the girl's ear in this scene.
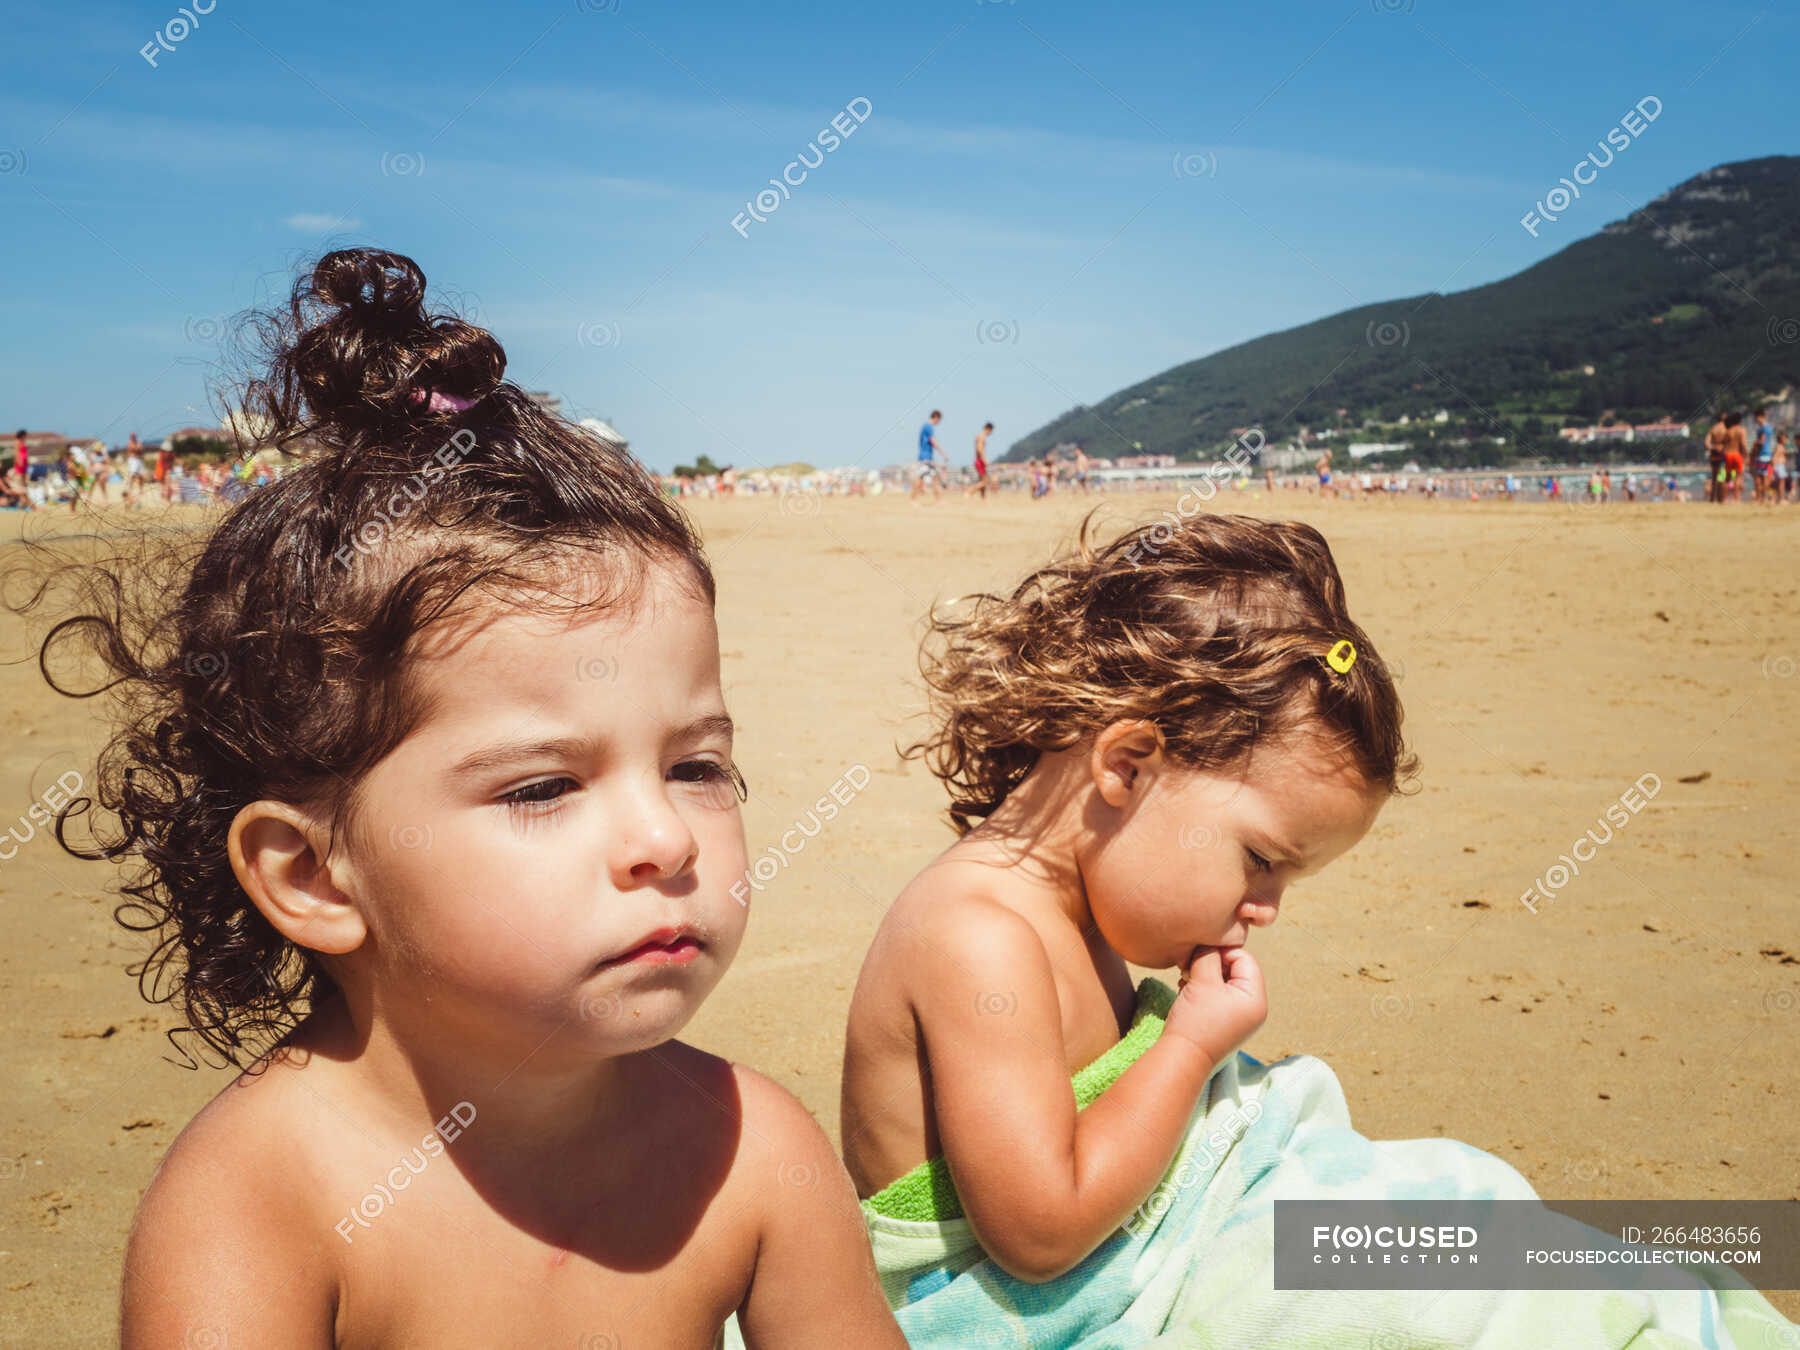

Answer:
[1089,719,1166,808]
[228,801,367,956]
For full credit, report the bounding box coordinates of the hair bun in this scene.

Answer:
[264,248,506,451]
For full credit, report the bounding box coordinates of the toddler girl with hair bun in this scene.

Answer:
[17,248,904,1350]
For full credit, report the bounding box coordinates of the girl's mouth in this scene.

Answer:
[601,928,702,968]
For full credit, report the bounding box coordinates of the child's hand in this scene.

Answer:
[1165,946,1267,1065]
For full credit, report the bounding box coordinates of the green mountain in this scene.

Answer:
[1007,155,1800,465]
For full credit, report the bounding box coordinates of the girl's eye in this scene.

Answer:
[1246,849,1273,874]
[672,759,749,804]
[502,777,575,809]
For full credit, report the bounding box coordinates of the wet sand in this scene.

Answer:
[3,489,1796,1339]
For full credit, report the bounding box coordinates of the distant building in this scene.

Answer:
[527,391,563,418]
[164,426,231,449]
[1556,421,1689,444]
[1263,445,1315,471]
[1347,442,1409,459]
[578,417,627,451]
[1557,424,1635,444]
[1116,453,1176,469]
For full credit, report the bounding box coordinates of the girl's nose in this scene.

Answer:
[1240,895,1281,927]
[610,788,698,886]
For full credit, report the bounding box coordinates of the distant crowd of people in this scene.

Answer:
[14,412,1787,516]
[1308,450,1694,503]
[911,412,1096,502]
[1703,408,1792,504]
[5,429,278,513]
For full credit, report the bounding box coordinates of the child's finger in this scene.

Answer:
[1173,943,1216,1000]
[1219,945,1264,993]
[1181,946,1225,988]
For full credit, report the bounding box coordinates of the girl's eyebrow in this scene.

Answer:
[449,735,592,781]
[679,712,736,744]
[448,714,735,781]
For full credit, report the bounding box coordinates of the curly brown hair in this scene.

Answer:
[6,248,713,1068]
[906,511,1416,832]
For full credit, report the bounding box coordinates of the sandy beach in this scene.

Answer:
[2,489,1796,1340]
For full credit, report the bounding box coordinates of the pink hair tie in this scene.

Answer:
[409,388,477,415]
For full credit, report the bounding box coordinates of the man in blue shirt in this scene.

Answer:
[1750,407,1775,504]
[913,410,943,500]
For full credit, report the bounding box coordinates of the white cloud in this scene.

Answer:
[284,212,364,231]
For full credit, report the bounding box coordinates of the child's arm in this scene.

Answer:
[734,1069,907,1350]
[911,899,1264,1283]
[121,1135,336,1348]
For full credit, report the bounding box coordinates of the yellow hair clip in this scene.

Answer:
[1326,639,1357,674]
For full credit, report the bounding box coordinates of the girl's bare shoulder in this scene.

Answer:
[848,846,1063,1044]
[143,1049,342,1203]
[875,840,1053,970]
[122,1056,349,1346]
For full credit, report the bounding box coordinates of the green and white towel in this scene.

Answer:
[859,977,1794,1349]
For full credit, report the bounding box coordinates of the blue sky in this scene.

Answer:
[2,0,1786,471]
